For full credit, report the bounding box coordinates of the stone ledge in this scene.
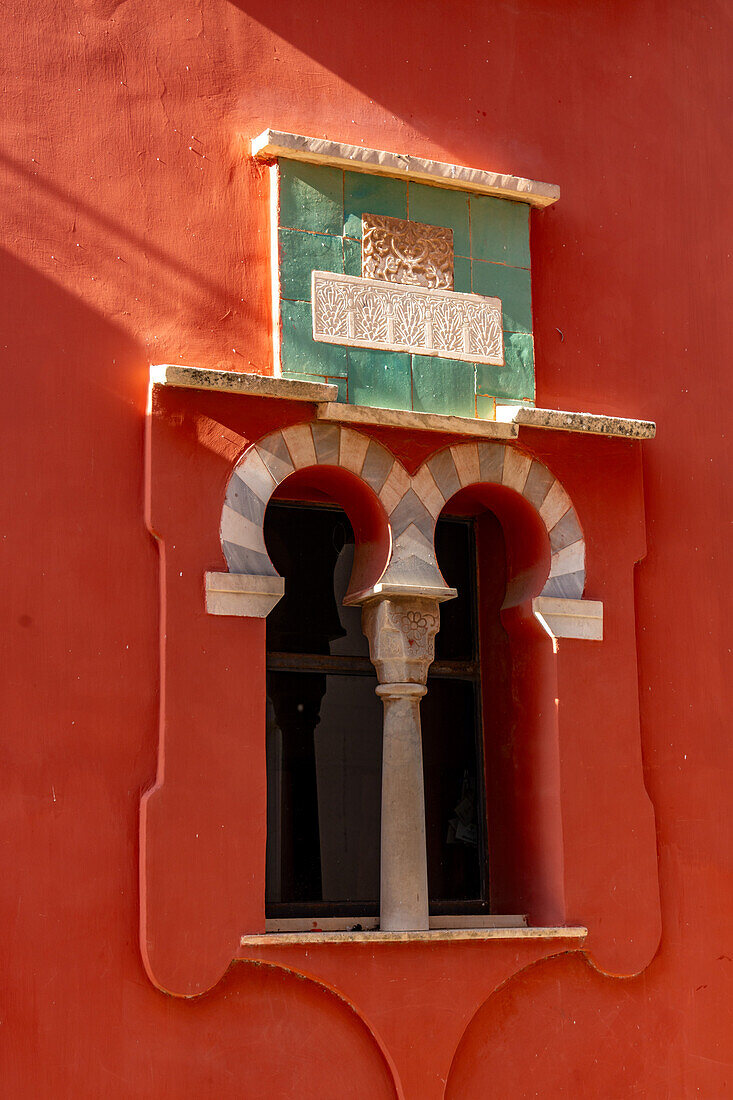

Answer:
[533,596,603,641]
[252,128,560,208]
[265,914,528,933]
[150,363,338,402]
[239,926,587,948]
[316,402,517,439]
[496,404,656,439]
[205,572,284,617]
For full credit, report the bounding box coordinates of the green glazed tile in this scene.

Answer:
[326,376,348,402]
[476,333,535,402]
[476,393,496,420]
[470,194,530,268]
[412,356,476,418]
[278,159,343,235]
[343,237,362,277]
[347,348,412,410]
[453,256,472,293]
[279,228,343,301]
[280,299,348,376]
[472,261,532,332]
[408,182,470,257]
[343,172,407,238]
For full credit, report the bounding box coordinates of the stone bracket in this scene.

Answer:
[532,596,603,641]
[205,571,285,618]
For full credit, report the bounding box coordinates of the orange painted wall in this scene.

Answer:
[1,1,731,1096]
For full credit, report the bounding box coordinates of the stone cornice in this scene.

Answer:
[251,128,560,208]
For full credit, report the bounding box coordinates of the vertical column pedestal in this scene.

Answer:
[359,593,449,932]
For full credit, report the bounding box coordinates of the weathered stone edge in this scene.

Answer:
[150,363,339,402]
[239,926,588,948]
[252,128,560,208]
[316,401,518,439]
[496,404,656,439]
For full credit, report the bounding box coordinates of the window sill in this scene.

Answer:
[240,926,587,948]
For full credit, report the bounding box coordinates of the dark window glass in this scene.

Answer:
[266,671,382,910]
[263,501,491,918]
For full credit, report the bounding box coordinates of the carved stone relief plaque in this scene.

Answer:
[312,271,504,365]
[362,213,454,290]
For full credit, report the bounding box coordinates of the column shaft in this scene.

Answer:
[378,684,429,931]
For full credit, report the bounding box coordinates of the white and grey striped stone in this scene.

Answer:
[215,427,588,612]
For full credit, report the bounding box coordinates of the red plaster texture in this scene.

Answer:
[1,1,731,1098]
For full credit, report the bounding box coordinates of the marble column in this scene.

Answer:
[360,595,442,932]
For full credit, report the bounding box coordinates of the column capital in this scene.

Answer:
[360,593,442,686]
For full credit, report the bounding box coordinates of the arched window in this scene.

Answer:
[262,494,515,930]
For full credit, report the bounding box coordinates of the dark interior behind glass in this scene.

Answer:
[263,499,498,918]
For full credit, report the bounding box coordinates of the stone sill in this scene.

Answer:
[239,926,587,948]
[150,366,656,441]
[497,404,656,440]
[251,129,560,208]
[316,401,516,439]
[149,363,338,403]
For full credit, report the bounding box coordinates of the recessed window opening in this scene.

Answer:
[263,498,512,922]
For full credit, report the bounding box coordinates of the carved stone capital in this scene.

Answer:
[360,595,441,686]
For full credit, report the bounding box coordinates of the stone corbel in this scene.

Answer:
[205,571,284,618]
[358,588,455,932]
[532,596,603,641]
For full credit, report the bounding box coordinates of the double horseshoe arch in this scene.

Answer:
[207,421,587,619]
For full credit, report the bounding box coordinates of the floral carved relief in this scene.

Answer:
[362,213,454,290]
[361,595,442,686]
[312,271,504,365]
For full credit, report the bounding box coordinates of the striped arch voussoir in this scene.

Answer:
[219,422,448,586]
[410,442,587,600]
[212,428,587,618]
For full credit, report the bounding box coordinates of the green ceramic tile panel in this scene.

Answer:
[326,376,348,401]
[279,228,343,301]
[453,256,472,293]
[275,162,536,416]
[470,194,530,268]
[412,356,476,418]
[476,393,496,420]
[472,260,532,332]
[280,299,348,377]
[343,236,362,277]
[278,159,343,235]
[476,333,535,402]
[347,348,412,411]
[408,182,471,256]
[343,172,407,238]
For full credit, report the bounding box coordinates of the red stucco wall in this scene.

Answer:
[2,1,731,1096]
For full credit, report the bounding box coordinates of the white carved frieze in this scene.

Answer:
[312,271,504,365]
[362,213,454,289]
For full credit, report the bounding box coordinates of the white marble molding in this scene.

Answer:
[252,129,560,208]
[211,424,593,614]
[205,572,285,618]
[532,596,603,641]
[312,271,504,365]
